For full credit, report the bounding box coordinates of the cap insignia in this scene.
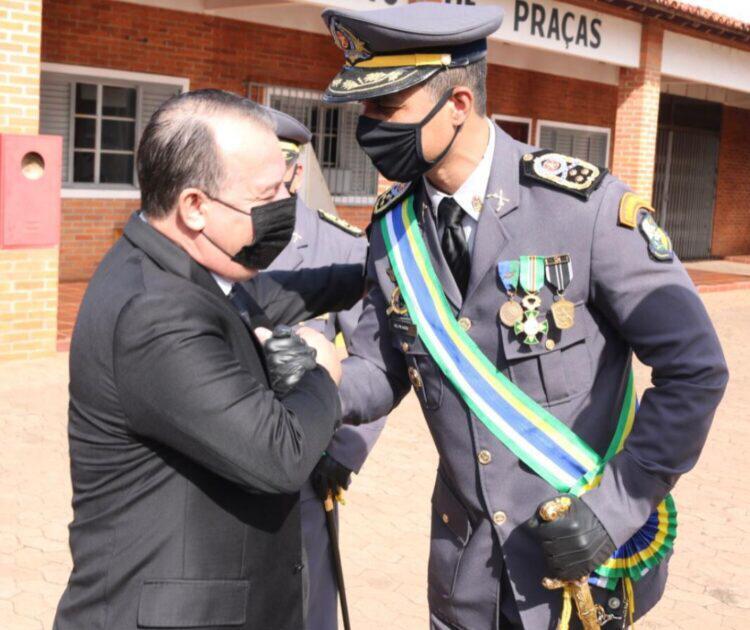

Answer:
[329,19,371,65]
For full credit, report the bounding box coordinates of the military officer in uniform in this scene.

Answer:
[250,107,387,630]
[321,3,728,629]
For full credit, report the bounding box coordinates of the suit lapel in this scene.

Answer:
[417,183,463,311]
[123,212,269,382]
[465,124,521,303]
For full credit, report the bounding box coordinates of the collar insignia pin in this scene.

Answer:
[486,189,510,214]
[472,195,484,214]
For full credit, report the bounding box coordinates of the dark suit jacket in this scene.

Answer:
[54,213,362,630]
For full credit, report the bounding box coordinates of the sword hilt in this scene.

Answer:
[539,497,602,629]
[539,495,572,522]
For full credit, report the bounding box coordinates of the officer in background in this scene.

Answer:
[249,107,387,630]
[321,4,728,629]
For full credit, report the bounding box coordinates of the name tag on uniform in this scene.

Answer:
[389,315,417,339]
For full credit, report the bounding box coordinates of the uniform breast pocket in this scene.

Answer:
[392,334,444,410]
[500,305,592,407]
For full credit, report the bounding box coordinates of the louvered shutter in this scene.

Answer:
[40,73,73,182]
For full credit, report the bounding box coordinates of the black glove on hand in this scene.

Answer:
[526,495,616,581]
[311,453,352,501]
[263,325,317,396]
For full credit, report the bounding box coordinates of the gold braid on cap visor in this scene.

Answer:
[350,52,452,68]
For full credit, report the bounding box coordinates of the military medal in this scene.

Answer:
[516,256,548,345]
[545,254,575,330]
[497,260,523,327]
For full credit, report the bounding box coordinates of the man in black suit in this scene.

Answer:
[54,90,362,630]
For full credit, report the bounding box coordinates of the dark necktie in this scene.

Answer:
[228,283,272,329]
[438,197,471,297]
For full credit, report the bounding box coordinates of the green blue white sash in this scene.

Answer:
[380,195,675,587]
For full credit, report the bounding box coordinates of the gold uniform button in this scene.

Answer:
[492,511,507,526]
[401,342,410,353]
[478,450,492,465]
[442,513,450,524]
[458,317,472,331]
[545,339,556,351]
[523,153,534,162]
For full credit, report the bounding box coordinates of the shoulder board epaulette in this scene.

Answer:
[618,192,655,228]
[317,209,364,237]
[521,150,607,200]
[372,181,417,220]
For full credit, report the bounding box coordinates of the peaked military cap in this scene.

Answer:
[262,106,312,162]
[321,3,503,103]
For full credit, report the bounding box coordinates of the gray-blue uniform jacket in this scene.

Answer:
[339,123,728,629]
[256,196,386,630]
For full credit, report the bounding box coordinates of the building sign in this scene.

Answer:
[444,0,641,68]
[662,31,750,96]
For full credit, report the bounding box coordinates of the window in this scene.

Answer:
[40,64,186,192]
[73,84,137,184]
[260,85,378,205]
[536,121,611,167]
[492,114,532,144]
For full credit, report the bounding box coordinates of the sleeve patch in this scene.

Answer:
[521,150,607,199]
[317,209,364,237]
[639,213,674,262]
[618,192,655,229]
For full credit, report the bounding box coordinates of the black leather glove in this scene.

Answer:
[526,495,616,581]
[311,453,352,501]
[263,325,317,396]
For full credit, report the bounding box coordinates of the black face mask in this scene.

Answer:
[202,194,297,270]
[356,89,463,183]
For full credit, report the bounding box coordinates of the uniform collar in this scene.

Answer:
[424,117,496,220]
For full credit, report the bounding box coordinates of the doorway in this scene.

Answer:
[653,94,722,260]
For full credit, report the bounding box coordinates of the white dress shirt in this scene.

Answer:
[211,272,233,296]
[424,117,496,255]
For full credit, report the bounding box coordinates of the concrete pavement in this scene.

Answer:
[1,289,748,629]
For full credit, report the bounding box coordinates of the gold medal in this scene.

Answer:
[550,298,575,330]
[499,300,524,327]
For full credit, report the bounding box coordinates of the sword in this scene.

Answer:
[540,497,604,630]
[324,490,352,630]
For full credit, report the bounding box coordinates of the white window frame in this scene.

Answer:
[41,63,189,199]
[264,85,377,206]
[491,114,533,143]
[535,120,612,167]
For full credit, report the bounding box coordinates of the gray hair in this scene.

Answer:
[137,89,275,218]
[424,59,487,116]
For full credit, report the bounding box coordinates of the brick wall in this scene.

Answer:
[0,0,58,361]
[60,198,138,281]
[612,19,663,200]
[712,106,750,257]
[0,248,58,361]
[487,64,618,162]
[0,0,41,134]
[41,0,343,95]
